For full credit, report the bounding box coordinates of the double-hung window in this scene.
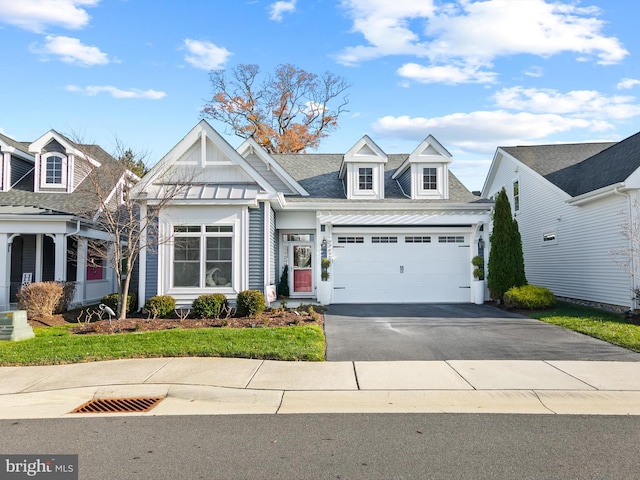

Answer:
[513,180,520,211]
[173,225,233,288]
[358,167,373,190]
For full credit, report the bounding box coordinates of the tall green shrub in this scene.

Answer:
[236,290,266,317]
[487,188,527,301]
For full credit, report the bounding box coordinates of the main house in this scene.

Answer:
[133,120,492,308]
[0,130,132,310]
[482,131,640,310]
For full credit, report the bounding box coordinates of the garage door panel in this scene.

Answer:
[332,234,471,303]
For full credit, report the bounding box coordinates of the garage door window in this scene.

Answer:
[371,236,397,243]
[405,236,431,243]
[337,236,364,244]
[438,236,465,243]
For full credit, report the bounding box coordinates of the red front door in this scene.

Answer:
[292,245,312,294]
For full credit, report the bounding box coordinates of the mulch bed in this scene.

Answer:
[28,308,323,335]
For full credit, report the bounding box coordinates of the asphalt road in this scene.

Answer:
[2,414,639,479]
[324,303,640,361]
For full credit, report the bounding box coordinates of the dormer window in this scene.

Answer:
[46,156,63,184]
[423,167,437,190]
[359,167,373,190]
[40,152,67,189]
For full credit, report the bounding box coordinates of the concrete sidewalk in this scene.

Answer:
[1,358,640,418]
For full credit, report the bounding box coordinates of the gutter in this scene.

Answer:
[566,182,626,206]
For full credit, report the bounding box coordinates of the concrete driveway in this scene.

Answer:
[324,303,640,361]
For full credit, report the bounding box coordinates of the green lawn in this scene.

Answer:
[0,324,325,366]
[528,303,640,353]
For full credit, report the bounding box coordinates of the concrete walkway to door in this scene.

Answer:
[324,303,640,362]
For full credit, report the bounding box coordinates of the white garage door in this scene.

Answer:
[331,233,471,303]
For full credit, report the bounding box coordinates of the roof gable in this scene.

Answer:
[133,120,283,200]
[392,134,451,179]
[339,135,388,178]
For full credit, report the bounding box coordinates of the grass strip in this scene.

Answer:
[529,303,640,353]
[0,325,325,366]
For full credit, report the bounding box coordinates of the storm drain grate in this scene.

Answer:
[71,397,164,414]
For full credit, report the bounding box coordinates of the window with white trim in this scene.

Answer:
[173,225,233,288]
[513,180,520,211]
[41,153,67,188]
[542,231,557,245]
[358,167,373,190]
[423,167,437,190]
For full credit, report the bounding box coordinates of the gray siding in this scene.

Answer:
[10,156,33,188]
[248,203,265,291]
[144,216,159,301]
[398,168,411,197]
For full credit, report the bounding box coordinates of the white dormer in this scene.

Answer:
[392,135,451,200]
[339,135,388,200]
[29,130,100,193]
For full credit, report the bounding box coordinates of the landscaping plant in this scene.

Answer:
[192,293,229,319]
[236,290,266,317]
[487,188,527,301]
[16,282,63,318]
[504,285,556,310]
[144,295,176,319]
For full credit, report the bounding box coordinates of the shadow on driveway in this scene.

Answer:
[324,303,640,362]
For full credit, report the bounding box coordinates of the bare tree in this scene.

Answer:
[203,63,350,153]
[74,139,197,320]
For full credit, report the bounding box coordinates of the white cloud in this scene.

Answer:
[524,66,544,78]
[372,111,603,154]
[397,62,496,85]
[32,35,108,66]
[617,78,640,90]
[338,0,627,83]
[494,86,640,120]
[0,0,98,32]
[66,85,166,100]
[184,39,232,70]
[269,0,296,22]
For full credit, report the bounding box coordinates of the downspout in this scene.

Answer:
[613,187,635,309]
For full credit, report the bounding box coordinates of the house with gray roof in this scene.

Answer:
[134,120,492,307]
[0,130,131,310]
[482,131,640,309]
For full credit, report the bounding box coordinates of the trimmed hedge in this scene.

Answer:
[504,285,556,310]
[144,295,176,319]
[236,290,266,317]
[192,293,229,319]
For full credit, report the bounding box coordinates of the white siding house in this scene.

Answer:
[134,120,493,308]
[482,133,640,309]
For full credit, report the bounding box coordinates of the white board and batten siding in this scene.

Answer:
[486,154,633,308]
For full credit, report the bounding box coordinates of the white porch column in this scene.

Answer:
[54,233,67,282]
[75,238,87,305]
[35,234,43,282]
[0,234,9,310]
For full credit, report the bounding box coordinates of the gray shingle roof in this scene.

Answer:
[0,132,31,154]
[501,141,627,196]
[0,141,124,219]
[272,153,485,204]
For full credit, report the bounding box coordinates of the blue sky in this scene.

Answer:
[0,0,639,191]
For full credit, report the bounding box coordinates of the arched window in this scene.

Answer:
[40,153,67,188]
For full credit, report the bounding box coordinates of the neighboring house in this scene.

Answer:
[133,120,492,307]
[482,131,640,309]
[0,130,131,310]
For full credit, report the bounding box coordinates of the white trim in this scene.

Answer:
[39,152,68,189]
[566,182,627,206]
